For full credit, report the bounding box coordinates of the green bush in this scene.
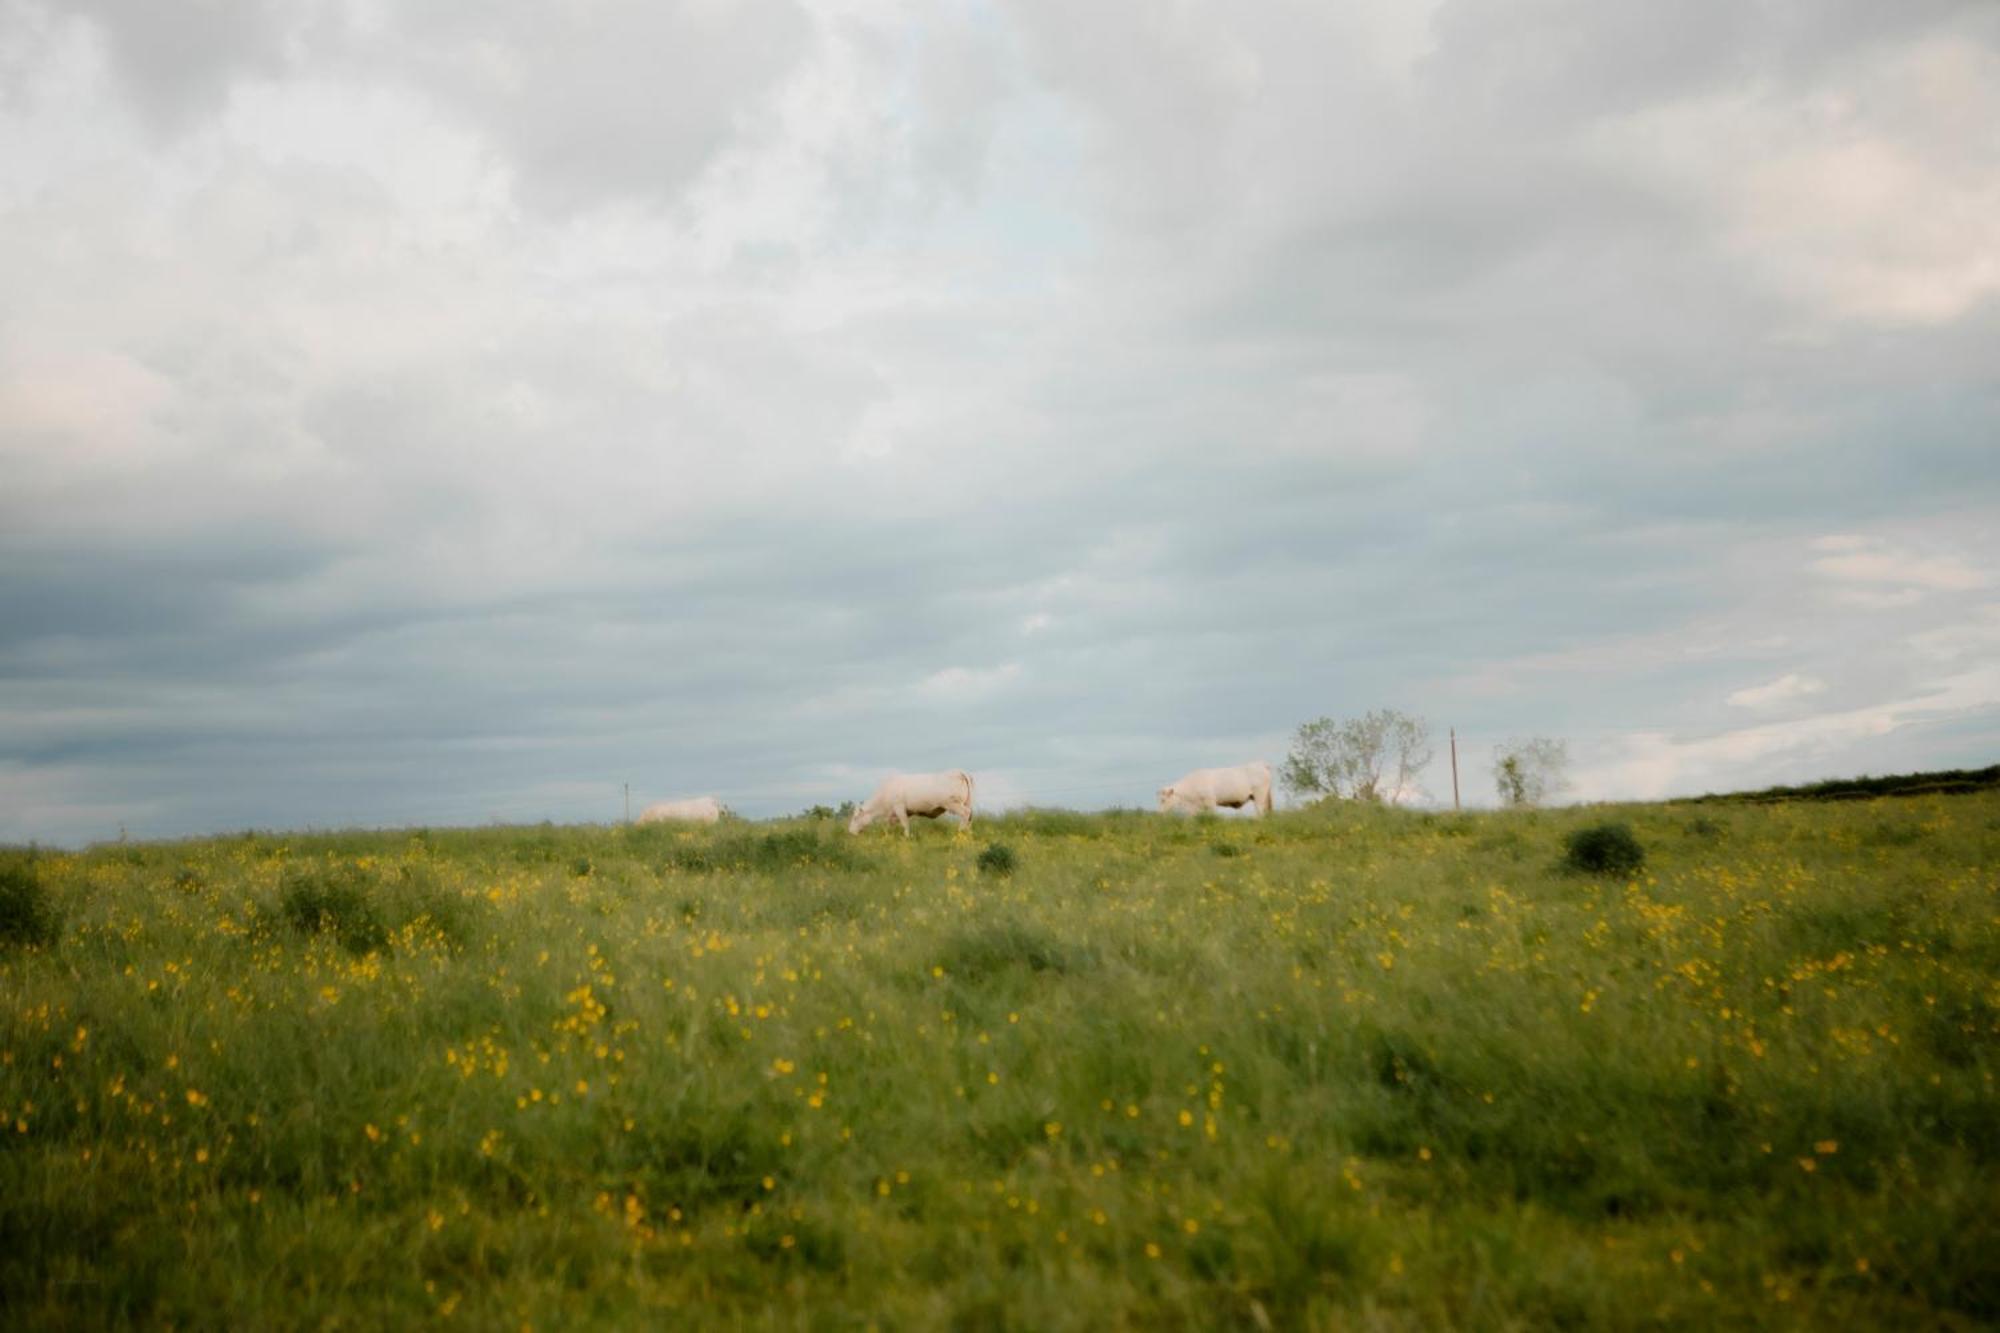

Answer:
[264,856,481,952]
[0,854,57,948]
[976,843,1018,877]
[1562,822,1646,877]
[277,863,389,955]
[380,862,482,949]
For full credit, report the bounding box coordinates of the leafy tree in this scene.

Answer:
[1281,709,1433,804]
[1492,737,1569,808]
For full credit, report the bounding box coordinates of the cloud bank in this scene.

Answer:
[2,0,1996,842]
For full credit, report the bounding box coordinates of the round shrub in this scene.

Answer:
[278,863,389,955]
[976,843,1018,877]
[1563,822,1646,877]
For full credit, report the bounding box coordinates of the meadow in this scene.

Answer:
[1,794,1994,1329]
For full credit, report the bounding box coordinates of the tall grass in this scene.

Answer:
[1,795,1994,1328]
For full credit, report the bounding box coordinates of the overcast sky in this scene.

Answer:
[3,0,1997,843]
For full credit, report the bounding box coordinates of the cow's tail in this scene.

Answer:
[962,770,975,823]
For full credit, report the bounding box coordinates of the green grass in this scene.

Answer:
[2,796,1995,1328]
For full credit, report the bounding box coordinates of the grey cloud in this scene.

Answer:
[908,11,1018,203]
[381,1,815,213]
[1422,0,1996,127]
[0,540,336,658]
[47,0,814,212]
[3,1,1997,843]
[0,0,66,111]
[61,0,299,130]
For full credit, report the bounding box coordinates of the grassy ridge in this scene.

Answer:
[2,797,1995,1328]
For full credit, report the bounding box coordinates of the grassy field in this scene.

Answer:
[2,795,1995,1329]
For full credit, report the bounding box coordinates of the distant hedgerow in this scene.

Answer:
[0,854,58,949]
[1563,822,1646,877]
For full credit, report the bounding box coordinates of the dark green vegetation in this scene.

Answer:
[976,842,1019,878]
[1563,820,1648,877]
[0,852,58,949]
[2,796,1995,1328]
[1676,763,2000,804]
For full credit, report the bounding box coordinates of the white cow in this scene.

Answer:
[1158,761,1273,817]
[848,771,975,836]
[636,795,725,825]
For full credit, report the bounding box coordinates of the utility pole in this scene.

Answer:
[1449,729,1461,811]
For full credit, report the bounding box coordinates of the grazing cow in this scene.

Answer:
[636,795,725,825]
[1158,761,1273,816]
[848,771,975,836]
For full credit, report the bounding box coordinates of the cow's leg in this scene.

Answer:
[895,804,911,836]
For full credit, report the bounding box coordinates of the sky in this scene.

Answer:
[2,0,1997,843]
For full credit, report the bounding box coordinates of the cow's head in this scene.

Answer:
[1156,785,1176,812]
[846,804,874,835]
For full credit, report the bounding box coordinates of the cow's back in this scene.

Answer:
[1165,762,1270,812]
[875,771,972,814]
[638,796,723,824]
